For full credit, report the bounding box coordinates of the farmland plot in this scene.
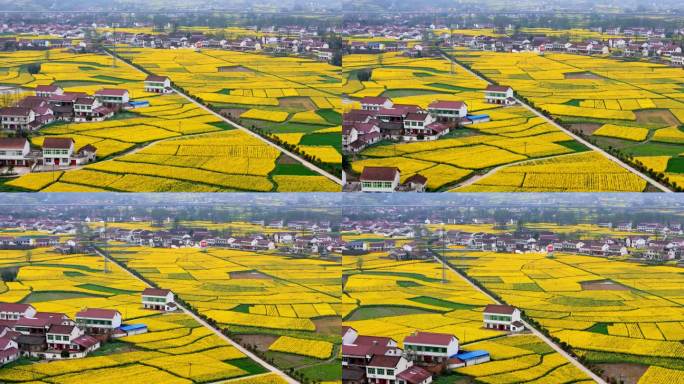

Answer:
[446,250,684,383]
[118,48,342,166]
[108,246,342,382]
[343,52,647,191]
[0,248,270,384]
[449,49,684,189]
[1,50,339,192]
[342,251,591,383]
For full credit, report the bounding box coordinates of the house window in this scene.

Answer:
[377,369,385,375]
[368,368,375,374]
[387,369,394,376]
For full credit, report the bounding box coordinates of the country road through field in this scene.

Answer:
[431,254,607,384]
[105,50,343,187]
[440,52,672,193]
[93,248,300,384]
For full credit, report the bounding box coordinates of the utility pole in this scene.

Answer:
[112,23,119,68]
[441,223,446,284]
[103,221,109,274]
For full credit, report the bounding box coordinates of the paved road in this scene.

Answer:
[441,53,672,193]
[106,50,343,186]
[432,254,607,384]
[94,248,299,384]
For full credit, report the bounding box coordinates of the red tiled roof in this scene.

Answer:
[0,303,34,313]
[354,335,394,346]
[404,174,427,185]
[17,96,48,109]
[0,138,28,149]
[142,288,171,297]
[73,334,99,348]
[15,317,51,328]
[0,337,13,350]
[78,144,97,153]
[360,166,399,182]
[95,88,128,97]
[43,137,74,149]
[404,112,429,121]
[484,304,516,315]
[0,347,18,360]
[404,332,456,346]
[368,355,401,368]
[76,308,120,319]
[392,104,422,113]
[92,106,113,116]
[426,122,449,133]
[75,97,96,105]
[360,96,390,105]
[0,107,31,116]
[34,312,68,320]
[145,75,168,82]
[485,85,511,92]
[429,100,465,109]
[47,324,75,335]
[36,85,60,92]
[50,93,84,102]
[397,366,432,384]
[342,343,394,358]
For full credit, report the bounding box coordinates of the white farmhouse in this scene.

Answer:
[403,332,459,364]
[360,166,400,193]
[141,288,177,311]
[483,304,524,332]
[484,85,515,105]
[144,75,173,94]
[75,308,122,335]
[0,138,31,167]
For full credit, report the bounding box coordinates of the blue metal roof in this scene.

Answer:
[120,324,148,331]
[453,350,490,360]
[467,114,490,119]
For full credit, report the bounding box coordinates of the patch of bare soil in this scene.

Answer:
[229,270,272,280]
[218,65,252,73]
[635,109,680,127]
[278,96,316,110]
[565,71,602,79]
[277,154,299,164]
[570,123,603,135]
[580,279,630,291]
[236,334,278,351]
[597,363,649,384]
[220,108,247,119]
[314,316,341,335]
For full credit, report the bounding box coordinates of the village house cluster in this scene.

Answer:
[342,310,524,384]
[1,84,131,132]
[344,23,684,67]
[105,25,336,62]
[341,216,684,264]
[343,95,496,153]
[0,76,171,170]
[450,32,684,66]
[343,89,514,192]
[99,219,343,255]
[0,291,176,366]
